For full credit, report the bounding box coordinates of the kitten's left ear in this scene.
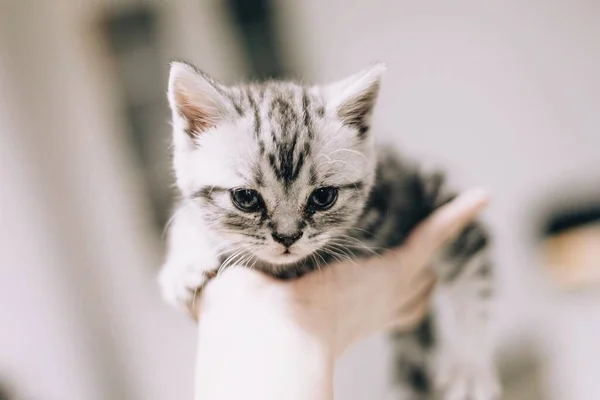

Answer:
[324,63,386,137]
[168,61,232,140]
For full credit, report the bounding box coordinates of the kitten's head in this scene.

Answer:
[168,61,384,268]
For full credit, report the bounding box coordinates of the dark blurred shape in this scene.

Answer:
[101,6,172,231]
[0,383,12,400]
[541,203,600,238]
[537,193,600,290]
[498,344,545,400]
[224,0,287,79]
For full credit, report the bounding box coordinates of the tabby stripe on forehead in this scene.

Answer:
[339,181,365,191]
[230,92,245,116]
[283,134,302,187]
[269,97,296,135]
[291,152,305,182]
[254,167,264,187]
[308,165,318,186]
[303,142,311,159]
[224,93,244,116]
[268,148,305,189]
[301,88,313,139]
[247,91,261,139]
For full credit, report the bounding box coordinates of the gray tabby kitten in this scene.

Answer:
[158,61,500,400]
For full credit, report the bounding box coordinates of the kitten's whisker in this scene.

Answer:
[323,248,344,264]
[328,241,376,256]
[213,244,244,258]
[344,226,377,237]
[237,254,253,270]
[327,242,362,265]
[314,148,367,179]
[228,250,250,268]
[318,135,345,155]
[322,244,355,266]
[327,148,369,163]
[313,250,328,268]
[326,243,358,265]
[309,253,323,277]
[329,236,383,256]
[218,249,246,275]
[315,157,361,175]
[327,230,384,250]
[249,255,259,270]
[162,204,190,238]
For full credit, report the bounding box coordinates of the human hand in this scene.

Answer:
[196,188,489,355]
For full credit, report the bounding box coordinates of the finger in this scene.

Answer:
[401,263,437,300]
[390,277,437,329]
[400,188,490,260]
[404,268,436,308]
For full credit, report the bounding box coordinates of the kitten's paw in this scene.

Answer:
[158,263,212,316]
[434,353,500,400]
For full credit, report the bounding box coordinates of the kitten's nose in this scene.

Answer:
[271,231,303,247]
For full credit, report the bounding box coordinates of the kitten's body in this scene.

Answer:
[159,62,499,399]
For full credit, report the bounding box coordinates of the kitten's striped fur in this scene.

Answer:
[159,61,499,399]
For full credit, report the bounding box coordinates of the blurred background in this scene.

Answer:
[1,0,599,399]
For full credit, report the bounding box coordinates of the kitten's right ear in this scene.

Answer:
[323,63,386,137]
[168,62,231,139]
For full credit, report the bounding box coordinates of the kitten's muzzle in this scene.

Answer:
[271,231,303,248]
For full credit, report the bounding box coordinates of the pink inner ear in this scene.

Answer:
[175,88,215,138]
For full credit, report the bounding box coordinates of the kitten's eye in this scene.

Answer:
[308,187,338,211]
[231,189,263,212]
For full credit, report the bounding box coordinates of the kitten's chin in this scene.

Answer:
[255,249,310,267]
[259,253,305,266]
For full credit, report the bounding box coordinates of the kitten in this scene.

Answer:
[158,61,500,400]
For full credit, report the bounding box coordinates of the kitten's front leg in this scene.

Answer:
[158,257,216,316]
[432,226,500,400]
[158,207,220,316]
